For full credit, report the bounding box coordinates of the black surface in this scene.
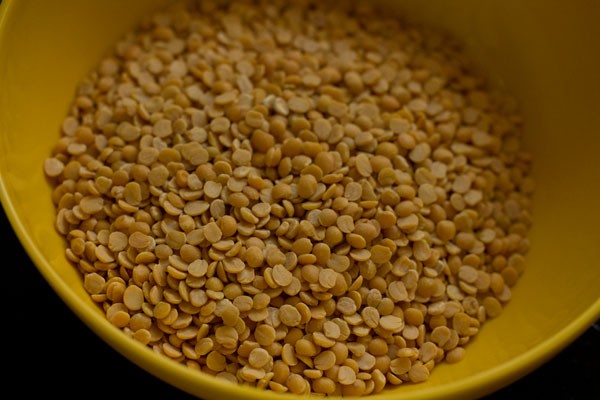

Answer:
[2,206,599,398]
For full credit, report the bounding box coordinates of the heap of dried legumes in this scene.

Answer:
[43,0,534,395]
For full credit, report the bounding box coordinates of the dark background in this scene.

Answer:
[2,208,598,398]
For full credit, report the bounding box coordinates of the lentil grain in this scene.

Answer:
[46,0,533,394]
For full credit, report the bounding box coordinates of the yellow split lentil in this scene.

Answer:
[44,0,533,395]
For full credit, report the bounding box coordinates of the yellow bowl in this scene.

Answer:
[1,0,599,398]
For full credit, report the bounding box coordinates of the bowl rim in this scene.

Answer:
[1,0,599,399]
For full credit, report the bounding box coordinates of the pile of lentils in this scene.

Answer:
[43,0,534,396]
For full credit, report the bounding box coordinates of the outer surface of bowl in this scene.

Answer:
[0,1,599,399]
